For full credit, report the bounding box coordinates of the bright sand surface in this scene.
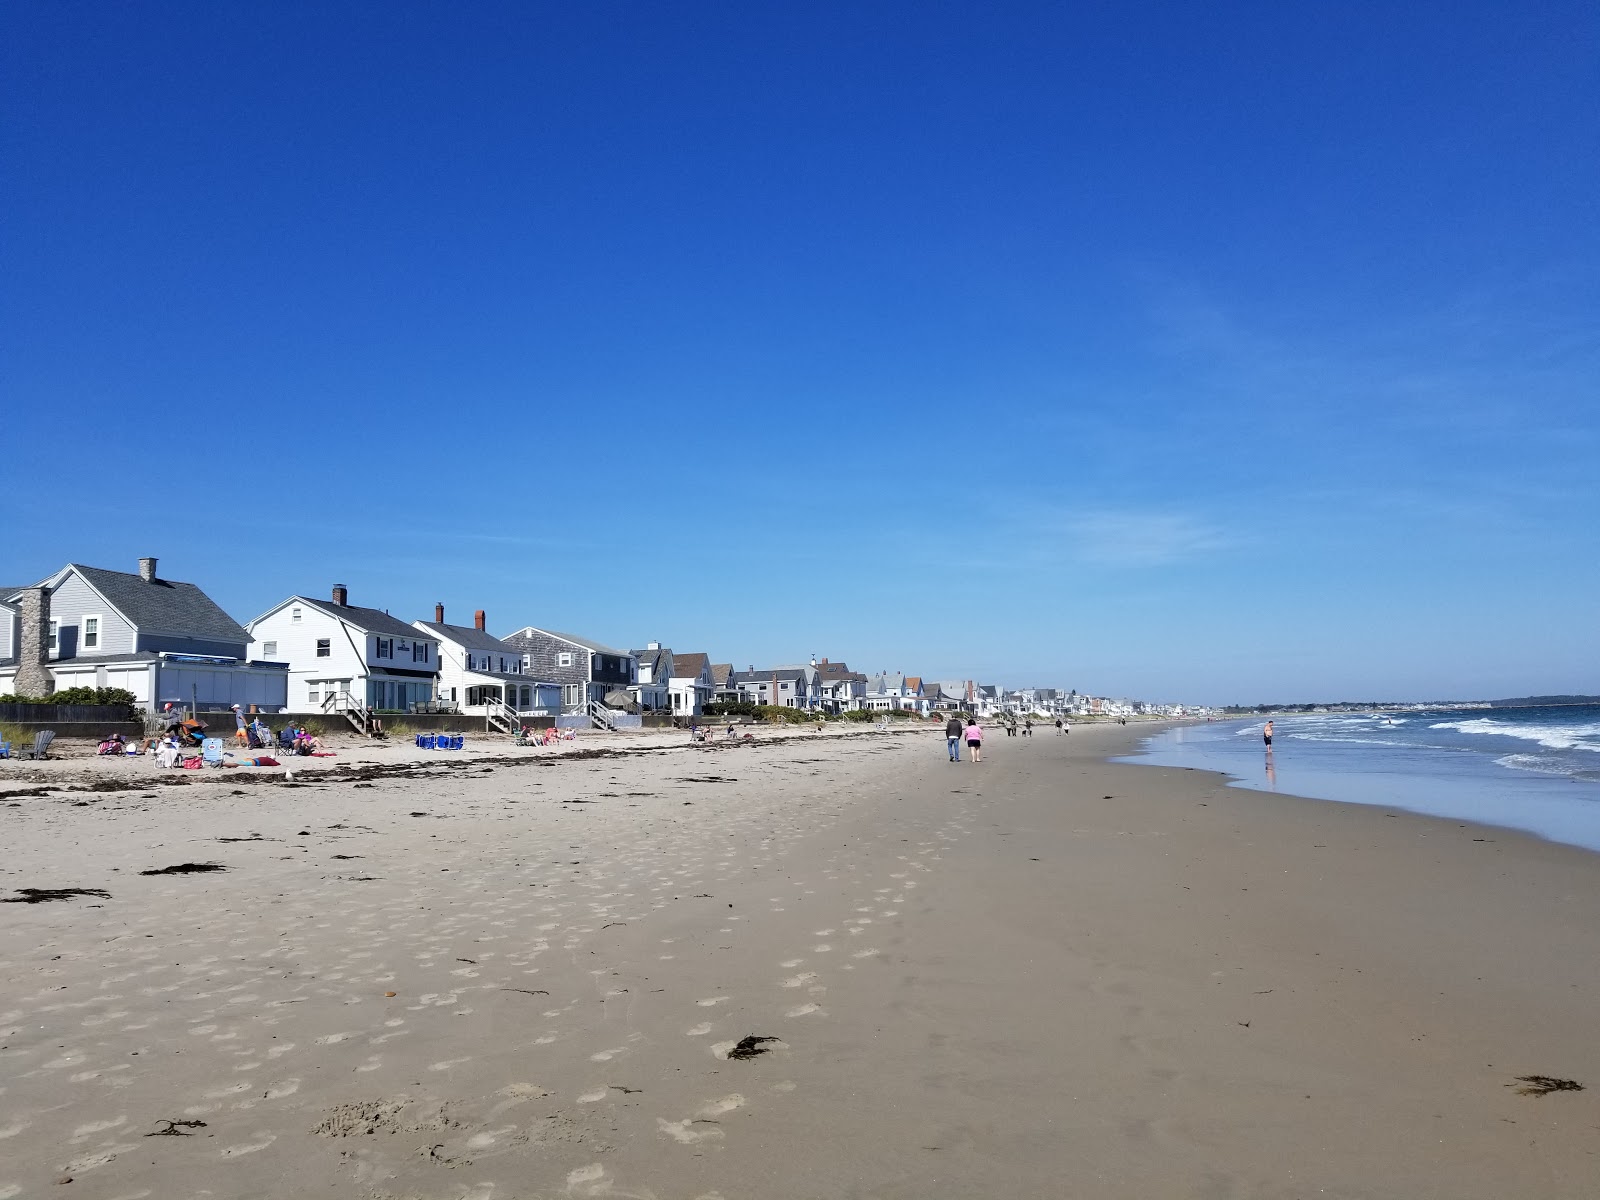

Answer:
[2,723,1597,1198]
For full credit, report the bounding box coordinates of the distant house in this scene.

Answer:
[246,584,440,728]
[500,626,637,726]
[814,658,867,713]
[413,605,560,731]
[1,557,288,711]
[732,666,817,710]
[710,663,738,705]
[631,643,674,712]
[668,652,714,717]
[864,672,924,712]
[932,680,975,712]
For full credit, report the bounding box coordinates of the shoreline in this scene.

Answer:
[2,721,1595,1198]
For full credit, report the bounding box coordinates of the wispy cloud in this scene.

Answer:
[1065,511,1239,567]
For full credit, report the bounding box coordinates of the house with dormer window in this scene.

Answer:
[245,584,440,724]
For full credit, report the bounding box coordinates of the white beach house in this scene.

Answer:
[414,606,560,731]
[245,585,440,727]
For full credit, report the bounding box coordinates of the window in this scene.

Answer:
[375,638,390,659]
[308,688,320,705]
[262,641,277,657]
[558,651,574,668]
[291,607,302,623]
[82,616,100,650]
[316,638,331,657]
[413,641,427,662]
[498,657,505,673]
[48,620,58,653]
[449,687,457,701]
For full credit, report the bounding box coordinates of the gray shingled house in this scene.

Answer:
[499,625,638,728]
[0,557,288,711]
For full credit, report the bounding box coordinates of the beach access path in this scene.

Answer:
[1,723,1595,1198]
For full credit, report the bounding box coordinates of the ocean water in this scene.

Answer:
[1119,705,1600,853]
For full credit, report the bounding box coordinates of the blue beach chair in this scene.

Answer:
[201,737,226,767]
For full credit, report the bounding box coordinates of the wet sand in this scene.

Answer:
[1,723,1596,1198]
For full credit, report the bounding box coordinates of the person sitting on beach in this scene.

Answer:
[97,733,126,755]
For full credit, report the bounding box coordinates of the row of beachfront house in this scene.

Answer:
[0,558,1139,730]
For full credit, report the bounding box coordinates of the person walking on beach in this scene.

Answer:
[944,714,964,762]
[1263,720,1274,750]
[965,717,984,763]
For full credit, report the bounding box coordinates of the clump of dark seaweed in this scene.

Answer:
[1510,1075,1584,1097]
[2,887,110,904]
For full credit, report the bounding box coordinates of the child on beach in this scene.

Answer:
[965,718,983,763]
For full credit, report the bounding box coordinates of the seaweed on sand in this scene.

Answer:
[139,862,226,876]
[2,887,110,904]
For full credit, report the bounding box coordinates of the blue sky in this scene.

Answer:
[4,1,1596,704]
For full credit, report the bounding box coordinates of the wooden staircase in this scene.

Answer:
[321,690,371,735]
[484,697,519,735]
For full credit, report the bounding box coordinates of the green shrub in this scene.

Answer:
[703,701,758,718]
[0,686,138,716]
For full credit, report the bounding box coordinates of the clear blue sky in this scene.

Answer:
[4,1,1596,704]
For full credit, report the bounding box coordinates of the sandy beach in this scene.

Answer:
[2,722,1596,1199]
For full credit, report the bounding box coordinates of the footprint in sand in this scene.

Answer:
[578,1089,609,1103]
[780,973,817,988]
[697,1094,745,1118]
[686,1022,713,1036]
[657,1117,725,1144]
[779,958,804,968]
[812,944,832,953]
[696,996,730,1007]
[786,1003,822,1018]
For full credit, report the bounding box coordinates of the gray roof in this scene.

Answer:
[292,596,432,640]
[632,646,672,675]
[65,564,248,643]
[732,667,810,684]
[0,587,23,610]
[506,626,629,657]
[415,621,520,654]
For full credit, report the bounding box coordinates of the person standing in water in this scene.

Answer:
[965,717,984,763]
[1263,720,1274,750]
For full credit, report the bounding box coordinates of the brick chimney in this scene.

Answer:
[474,609,486,631]
[434,603,445,624]
[332,583,348,606]
[14,587,54,697]
[139,556,158,582]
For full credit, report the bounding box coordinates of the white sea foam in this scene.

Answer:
[1494,754,1578,778]
[1431,719,1600,753]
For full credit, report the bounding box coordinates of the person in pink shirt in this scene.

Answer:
[964,717,984,763]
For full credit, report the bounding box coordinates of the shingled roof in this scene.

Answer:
[290,596,429,641]
[48,564,249,643]
[671,652,710,680]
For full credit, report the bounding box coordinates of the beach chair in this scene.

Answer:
[22,731,56,760]
[202,737,226,768]
[415,733,437,750]
[0,740,10,759]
